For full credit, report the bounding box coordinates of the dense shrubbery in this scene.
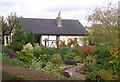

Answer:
[64,48,85,61]
[50,54,63,65]
[41,47,57,56]
[17,49,35,63]
[2,55,31,68]
[80,45,95,56]
[60,48,70,57]
[86,69,118,81]
[85,47,120,80]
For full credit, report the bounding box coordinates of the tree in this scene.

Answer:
[3,13,35,51]
[87,3,118,48]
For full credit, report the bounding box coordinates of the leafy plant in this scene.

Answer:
[60,47,70,57]
[17,49,35,63]
[80,45,95,56]
[86,69,118,81]
[73,56,81,62]
[64,48,85,60]
[50,54,63,65]
[92,47,111,70]
[41,47,57,56]
[2,55,31,68]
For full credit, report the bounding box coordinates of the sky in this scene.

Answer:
[0,0,119,26]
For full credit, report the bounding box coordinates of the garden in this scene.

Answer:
[1,3,120,81]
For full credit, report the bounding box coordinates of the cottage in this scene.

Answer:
[3,12,87,48]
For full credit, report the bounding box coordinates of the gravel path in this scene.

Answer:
[64,64,86,80]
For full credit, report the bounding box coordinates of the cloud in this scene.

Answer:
[0,1,16,7]
[44,5,87,12]
[0,0,119,26]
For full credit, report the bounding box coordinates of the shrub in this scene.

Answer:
[50,54,63,65]
[17,49,35,63]
[86,69,118,80]
[92,47,111,70]
[10,42,23,51]
[83,55,96,66]
[73,56,81,62]
[80,45,95,56]
[41,47,57,55]
[2,55,31,68]
[32,47,42,58]
[2,45,13,52]
[64,48,85,60]
[38,54,51,62]
[2,45,17,58]
[60,47,70,57]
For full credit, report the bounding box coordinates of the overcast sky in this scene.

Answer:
[0,0,119,26]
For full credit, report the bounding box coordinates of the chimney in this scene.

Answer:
[56,12,62,27]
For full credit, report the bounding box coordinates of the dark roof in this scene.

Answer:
[17,18,87,36]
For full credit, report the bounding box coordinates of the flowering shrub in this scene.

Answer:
[109,48,120,74]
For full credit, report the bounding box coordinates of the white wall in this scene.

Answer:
[41,35,84,47]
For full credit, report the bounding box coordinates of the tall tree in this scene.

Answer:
[87,3,118,48]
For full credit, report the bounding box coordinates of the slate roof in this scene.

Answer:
[17,18,87,36]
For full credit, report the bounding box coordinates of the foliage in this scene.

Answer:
[86,69,118,81]
[60,47,70,57]
[92,47,111,70]
[87,3,118,48]
[25,32,35,46]
[80,45,95,56]
[64,48,85,60]
[73,55,81,62]
[38,54,51,62]
[83,55,96,66]
[109,48,120,75]
[17,49,35,64]
[41,62,62,75]
[30,60,62,76]
[2,55,31,68]
[41,47,57,55]
[10,42,24,51]
[11,20,35,51]
[50,54,63,65]
[2,45,14,52]
[1,14,35,51]
[32,47,42,58]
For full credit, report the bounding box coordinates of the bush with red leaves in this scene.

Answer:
[80,46,95,56]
